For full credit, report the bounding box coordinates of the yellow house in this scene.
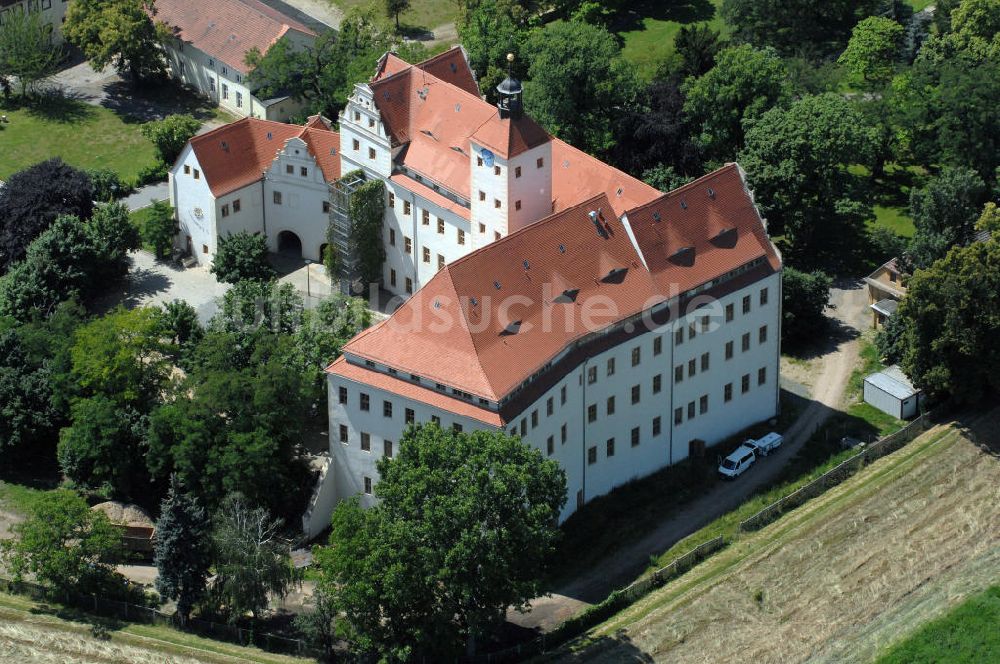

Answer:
[865,258,906,328]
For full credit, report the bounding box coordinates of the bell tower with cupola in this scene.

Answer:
[496,53,523,119]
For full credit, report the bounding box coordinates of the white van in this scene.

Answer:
[718,444,757,479]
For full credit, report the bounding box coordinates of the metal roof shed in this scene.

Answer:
[864,365,922,419]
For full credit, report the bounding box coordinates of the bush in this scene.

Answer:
[86,168,132,202]
[140,114,201,165]
[140,200,177,259]
[135,161,170,186]
[210,231,274,284]
[782,267,833,348]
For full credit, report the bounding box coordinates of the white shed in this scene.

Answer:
[863,365,922,419]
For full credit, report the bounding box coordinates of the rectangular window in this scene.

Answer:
[631,385,640,405]
[631,427,640,447]
[368,147,376,160]
[588,404,597,423]
[273,191,282,205]
[300,166,308,177]
[184,164,190,174]
[405,408,414,424]
[588,446,597,464]
[688,401,696,419]
[546,397,553,416]
[561,423,567,443]
[422,209,430,225]
[339,424,348,443]
[675,365,684,383]
[360,393,369,411]
[724,383,733,402]
[453,423,463,433]
[286,164,294,174]
[389,229,396,246]
[531,409,538,428]
[759,325,768,344]
[631,346,641,367]
[701,315,710,332]
[354,111,360,121]
[422,247,430,263]
[689,322,697,339]
[389,192,395,207]
[653,373,662,394]
[363,476,372,494]
[607,357,615,376]
[515,200,522,211]
[653,336,663,356]
[674,407,683,425]
[494,165,501,176]
[352,138,359,151]
[725,303,734,322]
[701,352,710,372]
[236,91,242,108]
[369,117,375,128]
[520,419,527,436]
[222,83,228,99]
[606,396,615,416]
[494,199,501,209]
[384,440,393,458]
[587,366,597,384]
[537,157,544,168]
[606,438,615,457]
[560,385,567,405]
[547,436,554,456]
[760,287,769,306]
[758,366,767,385]
[405,277,413,294]
[437,218,445,234]
[479,190,486,201]
[193,169,200,180]
[404,236,412,254]
[742,374,750,393]
[700,394,708,414]
[515,166,522,178]
[742,333,751,352]
[726,340,734,360]
[403,200,411,215]
[653,416,662,436]
[457,229,466,245]
[743,295,751,314]
[360,432,370,451]
[688,359,696,377]
[221,204,229,218]
[479,223,486,234]
[437,254,445,270]
[383,400,392,418]
[675,326,684,345]
[495,231,501,241]
[322,201,330,213]
[338,386,347,404]
[432,415,441,426]
[390,269,396,287]
[477,156,483,167]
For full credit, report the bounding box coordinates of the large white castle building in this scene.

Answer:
[166,47,782,536]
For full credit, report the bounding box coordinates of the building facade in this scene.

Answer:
[0,0,70,42]
[155,0,315,122]
[306,164,784,536]
[168,115,340,264]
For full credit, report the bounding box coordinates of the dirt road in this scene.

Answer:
[513,282,872,630]
[562,412,1000,663]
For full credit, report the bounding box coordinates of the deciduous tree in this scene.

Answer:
[781,267,833,347]
[0,9,62,96]
[682,45,791,162]
[0,329,58,459]
[673,23,723,79]
[907,167,987,269]
[141,200,178,259]
[318,425,566,658]
[385,0,410,29]
[838,17,904,88]
[140,114,201,166]
[458,0,532,103]
[64,0,168,85]
[722,0,884,56]
[210,231,275,285]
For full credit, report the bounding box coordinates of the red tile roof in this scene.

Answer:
[333,164,781,409]
[374,47,480,96]
[328,356,504,426]
[186,116,339,197]
[155,0,315,74]
[549,138,661,220]
[389,174,471,220]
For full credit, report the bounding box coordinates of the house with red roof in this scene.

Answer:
[155,0,316,121]
[168,114,339,263]
[305,164,784,535]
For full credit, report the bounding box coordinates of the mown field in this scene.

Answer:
[558,410,1000,663]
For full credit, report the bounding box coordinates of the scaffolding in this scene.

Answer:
[329,171,367,295]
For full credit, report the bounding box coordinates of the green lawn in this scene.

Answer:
[617,0,725,81]
[333,0,458,32]
[876,586,1000,664]
[0,98,158,181]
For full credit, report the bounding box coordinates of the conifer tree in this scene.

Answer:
[154,475,212,623]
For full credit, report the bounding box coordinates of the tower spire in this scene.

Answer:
[496,53,523,120]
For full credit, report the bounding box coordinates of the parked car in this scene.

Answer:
[744,432,783,457]
[718,444,757,479]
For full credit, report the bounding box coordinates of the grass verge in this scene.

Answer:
[0,592,310,663]
[616,0,725,81]
[874,586,1000,664]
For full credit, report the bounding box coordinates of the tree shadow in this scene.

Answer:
[102,80,220,124]
[611,0,716,33]
[20,92,94,124]
[397,24,435,41]
[549,630,655,662]
[29,602,129,639]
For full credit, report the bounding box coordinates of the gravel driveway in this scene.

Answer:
[513,281,872,630]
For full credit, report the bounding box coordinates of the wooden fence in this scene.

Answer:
[738,412,932,532]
